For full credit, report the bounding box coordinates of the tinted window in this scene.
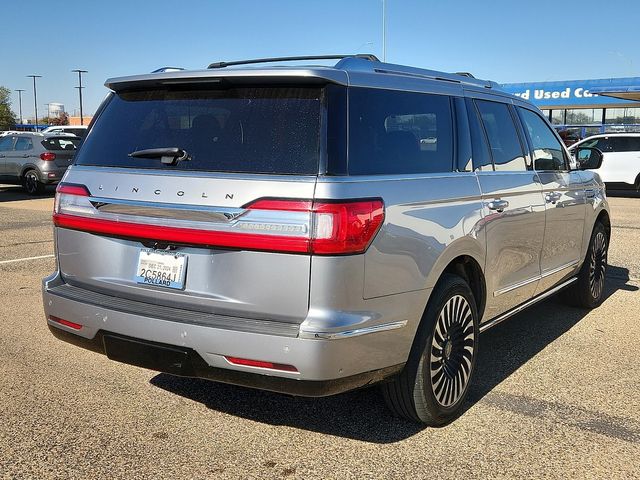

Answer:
[610,136,640,152]
[581,137,612,152]
[14,137,33,151]
[475,100,527,171]
[348,88,453,175]
[75,87,322,174]
[518,108,566,171]
[0,136,14,151]
[466,99,493,171]
[42,137,81,151]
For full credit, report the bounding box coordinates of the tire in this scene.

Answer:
[23,169,45,196]
[562,222,608,308]
[381,274,479,425]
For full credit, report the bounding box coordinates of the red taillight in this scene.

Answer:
[246,198,385,255]
[40,152,56,161]
[53,184,384,256]
[49,316,83,330]
[311,200,385,254]
[53,213,312,253]
[56,183,90,196]
[247,199,312,212]
[224,356,298,372]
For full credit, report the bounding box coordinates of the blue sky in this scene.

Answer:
[2,0,639,119]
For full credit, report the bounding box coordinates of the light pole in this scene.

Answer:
[15,89,25,124]
[382,0,387,62]
[27,75,42,130]
[72,69,87,125]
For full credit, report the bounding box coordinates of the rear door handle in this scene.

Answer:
[487,199,509,212]
[21,154,30,158]
[545,191,562,204]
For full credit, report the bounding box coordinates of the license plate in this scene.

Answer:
[134,249,187,290]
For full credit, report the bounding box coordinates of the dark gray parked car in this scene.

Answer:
[0,132,80,195]
[43,55,610,425]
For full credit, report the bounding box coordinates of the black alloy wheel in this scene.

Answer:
[23,170,44,196]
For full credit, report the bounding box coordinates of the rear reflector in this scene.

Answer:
[53,182,384,255]
[40,152,56,161]
[49,315,83,330]
[225,356,298,373]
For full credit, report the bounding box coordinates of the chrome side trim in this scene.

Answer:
[541,260,580,279]
[480,277,577,333]
[493,260,579,297]
[299,320,408,340]
[493,275,539,297]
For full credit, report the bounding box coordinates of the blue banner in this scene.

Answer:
[501,77,640,107]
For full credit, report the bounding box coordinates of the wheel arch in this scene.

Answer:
[440,255,486,320]
[20,164,41,179]
[596,209,611,241]
[423,237,487,321]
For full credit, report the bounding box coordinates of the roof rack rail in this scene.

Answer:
[207,54,379,69]
[455,72,475,78]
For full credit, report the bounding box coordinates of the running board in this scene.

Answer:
[479,277,577,333]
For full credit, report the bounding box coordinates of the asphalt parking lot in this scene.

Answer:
[0,184,638,479]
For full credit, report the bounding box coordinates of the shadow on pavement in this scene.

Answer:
[150,266,636,443]
[0,184,55,202]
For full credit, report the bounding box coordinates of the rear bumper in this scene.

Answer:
[42,272,411,395]
[37,164,68,184]
[47,326,402,396]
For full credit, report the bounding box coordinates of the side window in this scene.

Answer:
[465,98,493,171]
[14,137,33,151]
[629,137,640,152]
[582,137,612,152]
[518,107,567,171]
[0,136,14,151]
[610,137,640,152]
[475,100,528,171]
[348,88,454,175]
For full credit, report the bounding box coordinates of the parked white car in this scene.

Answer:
[570,133,640,190]
[41,125,88,138]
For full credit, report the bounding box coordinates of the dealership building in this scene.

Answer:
[501,77,640,138]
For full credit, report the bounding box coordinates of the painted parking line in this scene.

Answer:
[0,254,55,265]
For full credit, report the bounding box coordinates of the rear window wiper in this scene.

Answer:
[128,147,191,165]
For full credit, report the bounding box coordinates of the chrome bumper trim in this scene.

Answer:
[299,320,408,340]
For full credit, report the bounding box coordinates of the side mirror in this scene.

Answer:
[572,147,603,170]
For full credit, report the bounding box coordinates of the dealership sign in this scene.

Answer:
[501,77,640,107]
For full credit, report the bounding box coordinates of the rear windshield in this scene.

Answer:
[74,87,322,174]
[41,137,81,151]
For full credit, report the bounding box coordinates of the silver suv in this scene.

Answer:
[0,132,80,194]
[43,55,610,425]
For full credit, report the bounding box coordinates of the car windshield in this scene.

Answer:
[74,86,323,175]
